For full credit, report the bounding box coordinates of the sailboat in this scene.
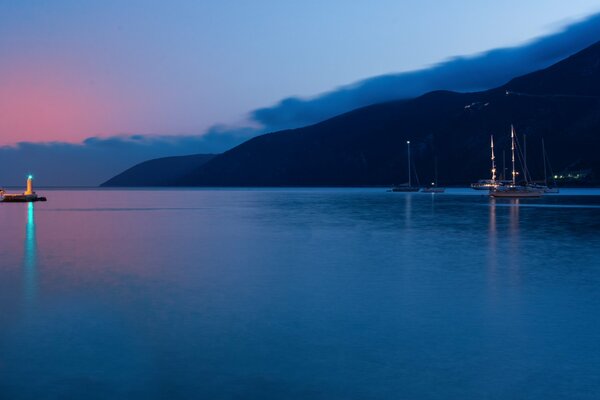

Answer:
[528,138,559,193]
[490,126,543,198]
[421,156,445,193]
[471,135,506,190]
[391,140,420,192]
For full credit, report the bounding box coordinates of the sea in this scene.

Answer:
[1,188,599,399]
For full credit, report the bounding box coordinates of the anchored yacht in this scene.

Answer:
[490,126,543,198]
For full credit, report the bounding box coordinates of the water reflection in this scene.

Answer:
[509,199,520,236]
[508,199,521,286]
[405,193,412,229]
[487,198,497,287]
[1,189,599,399]
[488,198,523,289]
[23,202,38,302]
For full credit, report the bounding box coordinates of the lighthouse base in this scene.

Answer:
[1,194,47,203]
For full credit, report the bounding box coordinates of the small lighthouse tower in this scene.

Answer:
[0,174,45,202]
[25,175,34,196]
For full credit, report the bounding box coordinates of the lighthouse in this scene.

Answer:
[25,175,34,196]
[0,175,46,202]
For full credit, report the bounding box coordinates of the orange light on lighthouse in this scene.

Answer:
[25,175,34,196]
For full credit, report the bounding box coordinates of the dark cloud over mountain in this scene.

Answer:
[251,12,600,131]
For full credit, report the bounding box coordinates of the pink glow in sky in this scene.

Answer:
[0,57,220,145]
[0,63,120,144]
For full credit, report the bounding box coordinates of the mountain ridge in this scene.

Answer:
[101,154,215,187]
[104,40,600,187]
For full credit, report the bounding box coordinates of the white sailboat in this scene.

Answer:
[471,135,506,190]
[490,126,543,198]
[391,140,420,192]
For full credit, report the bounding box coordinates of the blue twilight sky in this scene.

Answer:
[1,0,599,145]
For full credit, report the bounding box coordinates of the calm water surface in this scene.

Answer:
[1,188,599,399]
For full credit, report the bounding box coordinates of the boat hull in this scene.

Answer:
[528,184,559,194]
[489,188,543,198]
[421,188,445,193]
[390,187,420,192]
[471,185,495,191]
[1,194,47,203]
[471,180,512,190]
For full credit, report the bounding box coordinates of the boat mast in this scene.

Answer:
[490,135,497,182]
[524,134,527,171]
[542,138,548,186]
[511,125,516,185]
[434,156,438,187]
[502,150,506,181]
[407,140,411,187]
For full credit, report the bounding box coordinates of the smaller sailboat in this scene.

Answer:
[471,135,506,190]
[471,179,498,190]
[421,157,445,193]
[527,138,559,193]
[490,126,543,198]
[391,140,420,192]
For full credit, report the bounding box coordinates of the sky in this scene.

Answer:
[1,0,600,146]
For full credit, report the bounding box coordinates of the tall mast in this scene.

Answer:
[511,125,516,185]
[542,138,548,186]
[434,156,438,187]
[407,140,411,187]
[490,135,497,182]
[502,150,506,181]
[524,134,527,171]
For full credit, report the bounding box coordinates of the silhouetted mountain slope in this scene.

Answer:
[105,40,600,187]
[506,40,600,96]
[179,91,598,186]
[101,154,215,186]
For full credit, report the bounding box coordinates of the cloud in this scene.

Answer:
[250,12,600,131]
[0,132,250,186]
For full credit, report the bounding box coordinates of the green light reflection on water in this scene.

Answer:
[23,202,37,302]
